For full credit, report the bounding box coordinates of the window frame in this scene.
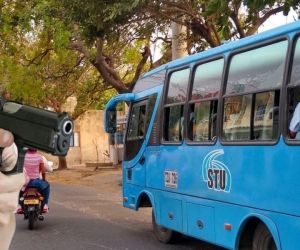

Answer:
[124,95,158,161]
[222,89,280,142]
[161,66,191,145]
[132,70,166,93]
[220,36,290,146]
[186,56,225,146]
[283,33,300,146]
[125,98,149,142]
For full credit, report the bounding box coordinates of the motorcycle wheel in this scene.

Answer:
[28,211,35,230]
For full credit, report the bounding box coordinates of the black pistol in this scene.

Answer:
[0,98,73,175]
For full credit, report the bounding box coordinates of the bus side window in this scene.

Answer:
[138,105,146,137]
[188,59,223,142]
[253,91,279,140]
[287,37,300,140]
[223,95,252,140]
[189,100,218,141]
[222,40,287,142]
[287,87,300,139]
[164,68,190,142]
[127,104,147,140]
[165,105,184,142]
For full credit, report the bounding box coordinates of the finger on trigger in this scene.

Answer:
[0,129,13,148]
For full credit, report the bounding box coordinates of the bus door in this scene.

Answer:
[105,93,158,187]
[123,94,157,187]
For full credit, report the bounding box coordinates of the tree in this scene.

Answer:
[2,0,299,97]
[54,0,300,93]
[59,0,155,93]
[0,0,152,168]
[0,0,116,168]
[145,0,300,50]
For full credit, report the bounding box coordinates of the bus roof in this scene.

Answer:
[142,20,300,79]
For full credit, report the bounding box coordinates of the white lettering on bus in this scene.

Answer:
[202,149,231,192]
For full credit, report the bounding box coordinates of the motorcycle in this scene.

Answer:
[19,187,45,230]
[17,160,52,229]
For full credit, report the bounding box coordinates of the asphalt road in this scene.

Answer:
[10,182,226,250]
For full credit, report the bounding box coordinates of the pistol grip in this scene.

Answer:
[15,146,26,174]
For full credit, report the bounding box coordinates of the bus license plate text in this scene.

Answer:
[164,170,178,189]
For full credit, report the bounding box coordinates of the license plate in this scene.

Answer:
[164,170,178,189]
[24,199,39,205]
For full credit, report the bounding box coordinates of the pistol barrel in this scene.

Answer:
[0,99,73,156]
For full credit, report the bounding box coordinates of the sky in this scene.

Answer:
[258,8,298,32]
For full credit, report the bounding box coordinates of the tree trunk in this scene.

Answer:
[171,21,188,60]
[58,156,68,169]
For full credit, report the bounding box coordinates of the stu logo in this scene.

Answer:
[207,169,226,190]
[202,149,231,192]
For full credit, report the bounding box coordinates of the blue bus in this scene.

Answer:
[104,21,300,250]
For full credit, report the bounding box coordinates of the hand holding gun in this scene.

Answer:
[0,98,73,175]
[0,129,25,250]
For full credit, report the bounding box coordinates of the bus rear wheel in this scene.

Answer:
[152,211,179,243]
[253,223,277,250]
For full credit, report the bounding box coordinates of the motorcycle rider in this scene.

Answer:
[21,148,51,213]
[41,155,53,180]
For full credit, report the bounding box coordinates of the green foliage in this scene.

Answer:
[0,0,125,116]
[73,72,118,118]
[0,57,46,105]
[205,0,232,17]
[59,0,148,42]
[0,0,299,118]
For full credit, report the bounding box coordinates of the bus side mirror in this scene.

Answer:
[107,110,117,134]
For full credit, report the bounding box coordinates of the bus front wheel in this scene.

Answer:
[152,211,179,243]
[253,223,277,250]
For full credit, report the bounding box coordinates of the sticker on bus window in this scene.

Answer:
[164,170,178,189]
[202,149,231,192]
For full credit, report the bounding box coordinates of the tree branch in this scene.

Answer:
[93,38,129,93]
[23,48,54,66]
[259,6,285,26]
[150,36,172,44]
[151,47,172,69]
[69,38,129,93]
[230,12,246,38]
[128,46,151,90]
[95,39,124,83]
[68,39,91,59]
[207,22,221,45]
[246,6,285,35]
[190,19,220,47]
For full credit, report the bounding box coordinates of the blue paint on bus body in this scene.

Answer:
[104,21,300,250]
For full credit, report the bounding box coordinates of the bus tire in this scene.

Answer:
[152,210,179,243]
[253,223,277,250]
